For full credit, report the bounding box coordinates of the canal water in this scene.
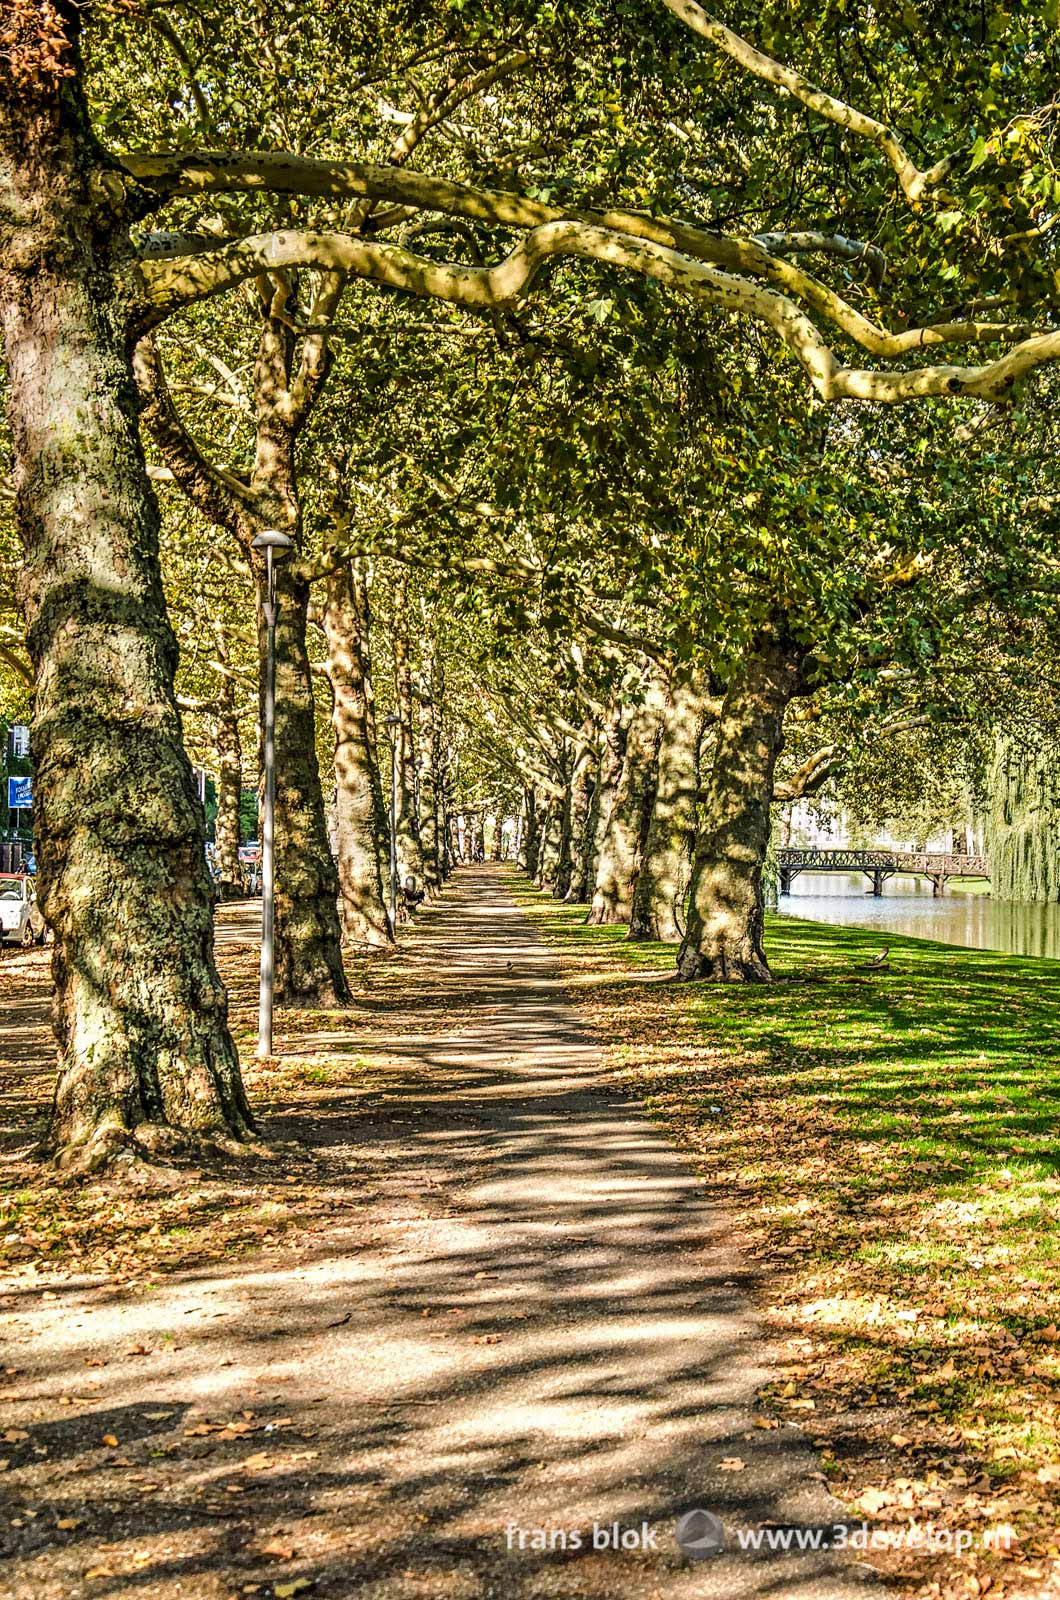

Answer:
[776,872,1060,960]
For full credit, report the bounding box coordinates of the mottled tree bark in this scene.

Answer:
[213,634,244,903]
[522,788,542,878]
[587,703,626,895]
[321,561,391,947]
[248,309,348,1005]
[538,787,569,896]
[256,556,349,1003]
[564,721,597,904]
[629,667,715,942]
[0,13,250,1163]
[589,680,666,925]
[675,638,805,982]
[417,654,443,894]
[392,603,425,894]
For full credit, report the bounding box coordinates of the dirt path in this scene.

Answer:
[0,866,877,1598]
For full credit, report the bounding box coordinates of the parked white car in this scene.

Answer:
[0,874,46,948]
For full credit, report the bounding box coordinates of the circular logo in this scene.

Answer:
[675,1508,725,1560]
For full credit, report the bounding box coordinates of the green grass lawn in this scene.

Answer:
[515,879,1060,1581]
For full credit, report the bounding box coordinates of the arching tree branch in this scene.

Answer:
[660,0,958,205]
[136,220,1060,404]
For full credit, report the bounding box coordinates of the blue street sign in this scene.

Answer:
[7,775,32,810]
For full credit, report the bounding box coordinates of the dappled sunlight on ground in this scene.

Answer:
[0,872,874,1598]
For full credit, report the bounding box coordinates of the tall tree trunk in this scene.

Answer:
[433,684,453,881]
[0,15,250,1163]
[260,560,349,1001]
[321,561,391,946]
[552,747,576,898]
[213,633,244,903]
[675,637,805,982]
[564,722,597,903]
[628,666,714,942]
[439,773,455,879]
[244,295,348,1005]
[589,681,666,925]
[417,654,443,894]
[538,789,568,896]
[522,787,542,877]
[588,703,626,894]
[392,608,425,894]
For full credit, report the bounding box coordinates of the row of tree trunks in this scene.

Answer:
[511,640,805,986]
[0,15,252,1160]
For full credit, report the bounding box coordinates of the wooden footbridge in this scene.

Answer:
[777,847,990,897]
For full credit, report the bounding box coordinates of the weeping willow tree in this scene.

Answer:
[985,734,1060,903]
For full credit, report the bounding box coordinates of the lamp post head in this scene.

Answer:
[251,529,294,556]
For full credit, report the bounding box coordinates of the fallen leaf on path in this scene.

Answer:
[56,1517,79,1530]
[274,1581,313,1598]
[260,1537,295,1560]
[100,1434,119,1448]
[719,1457,746,1471]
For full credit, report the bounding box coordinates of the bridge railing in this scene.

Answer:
[776,848,989,877]
[894,851,989,876]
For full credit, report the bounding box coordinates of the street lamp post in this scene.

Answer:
[385,713,400,934]
[251,528,294,1059]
